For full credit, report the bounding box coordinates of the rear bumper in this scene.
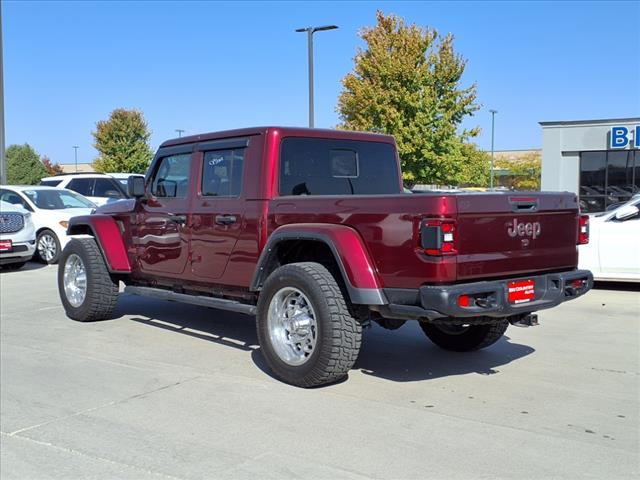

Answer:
[375,270,593,321]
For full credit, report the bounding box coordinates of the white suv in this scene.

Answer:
[0,201,36,270]
[0,186,95,264]
[40,173,128,206]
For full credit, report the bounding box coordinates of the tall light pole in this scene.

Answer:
[295,25,338,128]
[0,1,6,184]
[175,129,185,138]
[72,146,79,173]
[489,109,498,189]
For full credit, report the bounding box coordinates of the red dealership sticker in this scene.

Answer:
[0,240,13,252]
[508,279,535,304]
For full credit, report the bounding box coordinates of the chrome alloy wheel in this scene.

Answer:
[63,254,87,307]
[267,287,318,366]
[38,233,57,262]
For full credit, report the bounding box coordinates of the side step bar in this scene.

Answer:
[124,286,257,316]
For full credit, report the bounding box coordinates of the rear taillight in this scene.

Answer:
[578,215,589,245]
[421,219,457,255]
[458,294,470,307]
[566,277,589,296]
[571,278,586,288]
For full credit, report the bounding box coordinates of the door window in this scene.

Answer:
[151,154,192,198]
[607,150,634,202]
[580,150,638,213]
[66,178,95,197]
[93,178,126,198]
[201,149,245,197]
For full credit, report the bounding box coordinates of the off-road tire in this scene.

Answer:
[420,319,509,352]
[58,238,119,322]
[36,229,61,264]
[256,262,362,388]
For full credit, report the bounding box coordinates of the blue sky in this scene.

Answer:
[4,0,640,164]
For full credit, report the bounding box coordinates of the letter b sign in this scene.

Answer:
[610,125,640,149]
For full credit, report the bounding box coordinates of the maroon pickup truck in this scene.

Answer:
[57,127,593,387]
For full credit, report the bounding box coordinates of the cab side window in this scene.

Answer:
[151,153,192,198]
[67,178,94,197]
[201,149,245,197]
[94,178,125,199]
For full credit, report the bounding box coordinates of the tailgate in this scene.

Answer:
[455,193,580,281]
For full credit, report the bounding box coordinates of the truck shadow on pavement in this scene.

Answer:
[354,322,535,383]
[116,294,260,352]
[115,294,535,384]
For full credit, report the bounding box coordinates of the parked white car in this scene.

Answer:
[579,197,640,282]
[40,173,128,206]
[0,186,95,264]
[0,200,36,270]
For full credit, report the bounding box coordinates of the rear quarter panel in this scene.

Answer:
[268,194,458,288]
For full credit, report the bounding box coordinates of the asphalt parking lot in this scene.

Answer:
[1,262,638,480]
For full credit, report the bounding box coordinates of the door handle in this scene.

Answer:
[169,214,187,225]
[215,214,237,225]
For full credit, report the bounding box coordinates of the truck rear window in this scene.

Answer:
[279,137,400,196]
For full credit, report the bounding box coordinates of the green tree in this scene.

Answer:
[337,11,486,187]
[6,144,48,185]
[92,108,153,174]
[495,152,541,190]
[459,144,490,187]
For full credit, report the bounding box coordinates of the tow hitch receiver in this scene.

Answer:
[510,313,539,328]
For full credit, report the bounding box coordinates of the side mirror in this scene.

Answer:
[614,204,639,221]
[127,176,146,198]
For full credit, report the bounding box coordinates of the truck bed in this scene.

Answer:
[269,191,580,289]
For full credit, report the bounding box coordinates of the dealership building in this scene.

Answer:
[540,117,640,212]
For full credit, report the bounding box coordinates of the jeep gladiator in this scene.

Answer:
[57,127,593,387]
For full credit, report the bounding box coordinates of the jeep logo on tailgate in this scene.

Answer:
[507,218,541,239]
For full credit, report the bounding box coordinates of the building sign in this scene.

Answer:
[610,125,640,149]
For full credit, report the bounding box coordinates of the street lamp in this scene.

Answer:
[72,146,79,173]
[0,2,6,184]
[489,110,498,189]
[295,25,338,128]
[175,129,185,138]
